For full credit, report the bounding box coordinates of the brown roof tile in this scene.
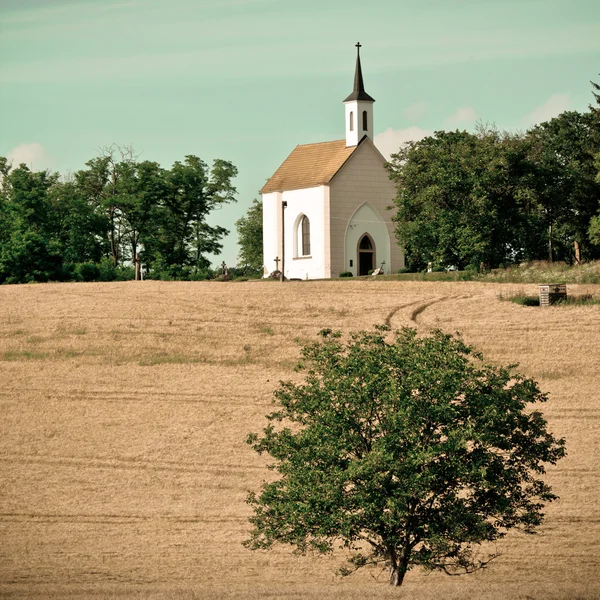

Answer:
[260,139,359,194]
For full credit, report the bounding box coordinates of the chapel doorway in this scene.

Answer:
[358,234,375,276]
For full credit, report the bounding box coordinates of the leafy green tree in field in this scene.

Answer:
[146,156,237,275]
[74,145,140,267]
[588,79,600,246]
[0,158,11,246]
[0,164,63,283]
[526,111,600,262]
[116,160,166,278]
[50,179,108,265]
[387,129,540,271]
[235,198,263,275]
[245,326,565,587]
[74,148,238,277]
[589,77,600,139]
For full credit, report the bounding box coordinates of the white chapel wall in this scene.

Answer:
[262,191,281,276]
[329,141,404,276]
[281,185,327,280]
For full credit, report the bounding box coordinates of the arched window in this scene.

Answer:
[349,111,354,132]
[301,215,311,256]
[362,110,368,131]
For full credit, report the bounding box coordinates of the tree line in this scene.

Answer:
[387,86,600,272]
[0,145,237,284]
[3,84,600,283]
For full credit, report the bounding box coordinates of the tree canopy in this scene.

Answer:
[387,107,600,270]
[245,326,565,587]
[387,128,541,271]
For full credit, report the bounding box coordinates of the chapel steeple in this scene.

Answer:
[344,43,375,147]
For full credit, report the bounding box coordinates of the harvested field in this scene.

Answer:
[0,279,599,599]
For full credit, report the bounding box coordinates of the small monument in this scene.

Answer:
[220,261,231,282]
[539,284,567,306]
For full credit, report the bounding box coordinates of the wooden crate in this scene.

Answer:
[539,284,567,307]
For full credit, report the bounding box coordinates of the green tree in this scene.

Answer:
[50,178,108,265]
[526,111,600,262]
[387,128,539,271]
[74,145,138,267]
[0,164,63,283]
[245,326,565,587]
[116,160,165,278]
[235,198,263,275]
[588,79,600,246]
[0,158,11,247]
[146,156,237,275]
[589,77,600,141]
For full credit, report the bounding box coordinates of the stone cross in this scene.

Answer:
[274,256,280,270]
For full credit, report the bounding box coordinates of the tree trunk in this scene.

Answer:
[132,238,138,281]
[110,220,118,266]
[574,240,581,265]
[548,223,553,262]
[388,546,410,587]
[389,559,409,587]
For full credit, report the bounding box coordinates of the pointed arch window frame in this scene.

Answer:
[356,232,376,276]
[301,215,311,257]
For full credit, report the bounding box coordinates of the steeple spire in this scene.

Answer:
[344,42,375,103]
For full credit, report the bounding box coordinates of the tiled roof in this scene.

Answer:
[260,139,359,194]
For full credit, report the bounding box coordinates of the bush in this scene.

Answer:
[367,269,374,276]
[115,265,135,281]
[60,262,77,282]
[75,262,100,282]
[511,294,540,306]
[146,263,214,281]
[339,271,353,278]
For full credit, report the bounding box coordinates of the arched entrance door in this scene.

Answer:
[357,234,375,276]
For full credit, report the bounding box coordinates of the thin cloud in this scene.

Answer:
[445,106,478,128]
[7,143,51,170]
[374,127,431,159]
[519,94,570,127]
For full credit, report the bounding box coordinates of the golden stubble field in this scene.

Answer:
[0,279,599,600]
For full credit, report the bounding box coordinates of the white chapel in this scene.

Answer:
[261,44,404,279]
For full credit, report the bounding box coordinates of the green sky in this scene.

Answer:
[1,0,599,266]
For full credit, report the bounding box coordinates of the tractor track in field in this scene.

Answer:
[0,453,262,474]
[0,390,271,406]
[408,294,475,326]
[384,300,423,327]
[0,512,244,524]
